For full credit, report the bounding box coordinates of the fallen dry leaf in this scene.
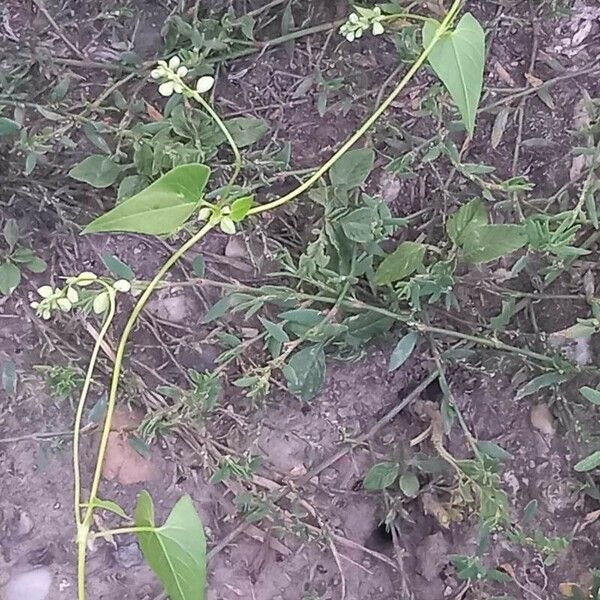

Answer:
[525,72,544,88]
[494,62,516,87]
[146,103,163,122]
[102,409,156,485]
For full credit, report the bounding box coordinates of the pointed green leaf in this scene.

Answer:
[68,155,122,188]
[86,498,128,519]
[0,117,20,137]
[3,219,19,249]
[224,117,268,148]
[363,462,399,491]
[259,317,289,344]
[101,253,135,281]
[574,450,600,473]
[446,198,488,246]
[399,473,420,497]
[462,224,527,263]
[580,387,600,406]
[0,262,21,295]
[84,164,210,235]
[423,13,486,135]
[375,241,426,285]
[516,372,570,399]
[230,196,254,222]
[330,148,375,188]
[388,331,418,372]
[135,491,206,600]
[477,441,513,461]
[282,344,326,402]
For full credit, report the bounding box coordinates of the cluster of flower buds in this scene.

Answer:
[339,6,385,42]
[150,56,215,97]
[31,272,131,319]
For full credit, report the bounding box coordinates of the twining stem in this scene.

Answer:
[73,284,116,526]
[76,223,216,599]
[75,2,464,598]
[247,0,463,216]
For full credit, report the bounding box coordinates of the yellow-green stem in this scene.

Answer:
[247,0,462,216]
[73,284,116,527]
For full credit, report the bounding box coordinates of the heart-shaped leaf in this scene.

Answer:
[135,491,206,600]
[423,13,486,135]
[84,164,210,235]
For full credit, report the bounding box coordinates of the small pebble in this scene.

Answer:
[530,404,556,436]
[5,568,52,600]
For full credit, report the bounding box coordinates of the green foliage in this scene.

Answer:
[0,218,47,295]
[84,164,210,235]
[363,462,400,490]
[388,331,418,372]
[330,148,375,188]
[516,371,571,399]
[375,241,426,285]
[135,491,206,600]
[423,13,486,134]
[580,387,600,406]
[282,344,326,401]
[575,451,600,473]
[69,155,122,188]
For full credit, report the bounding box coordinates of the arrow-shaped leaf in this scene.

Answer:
[135,491,206,600]
[84,164,210,235]
[423,13,486,135]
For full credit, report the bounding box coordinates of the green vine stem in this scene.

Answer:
[75,2,464,598]
[73,283,117,526]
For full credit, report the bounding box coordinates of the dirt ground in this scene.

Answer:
[2,1,600,599]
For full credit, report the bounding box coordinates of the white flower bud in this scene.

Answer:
[56,298,72,312]
[66,287,79,303]
[38,285,54,298]
[372,21,385,36]
[113,279,131,293]
[176,66,188,78]
[220,217,236,235]
[168,56,181,70]
[159,81,175,97]
[195,76,215,94]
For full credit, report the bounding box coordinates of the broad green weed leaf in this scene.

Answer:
[462,225,527,263]
[574,450,600,473]
[477,441,513,461]
[516,372,570,399]
[102,253,135,281]
[579,387,600,405]
[24,256,47,273]
[0,117,20,137]
[259,317,289,343]
[69,155,122,188]
[84,164,210,235]
[225,117,268,147]
[330,148,375,188]
[340,207,378,243]
[3,219,18,249]
[0,262,21,295]
[135,491,206,600]
[423,13,486,135]
[389,331,418,372]
[283,344,326,401]
[446,198,487,246]
[399,473,420,497]
[363,462,399,491]
[375,241,426,285]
